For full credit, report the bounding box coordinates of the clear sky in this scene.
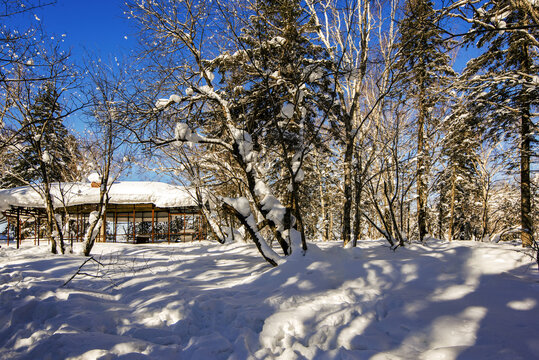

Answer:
[12,0,136,58]
[7,0,138,132]
[6,1,161,181]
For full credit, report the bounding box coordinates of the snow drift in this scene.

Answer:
[0,240,538,359]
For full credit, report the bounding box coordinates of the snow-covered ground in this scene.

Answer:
[0,239,538,359]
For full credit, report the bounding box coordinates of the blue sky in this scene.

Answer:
[13,0,135,58]
[8,1,137,132]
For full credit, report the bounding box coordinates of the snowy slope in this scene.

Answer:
[0,240,538,359]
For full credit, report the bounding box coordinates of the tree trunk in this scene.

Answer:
[223,202,279,267]
[42,175,65,254]
[317,158,328,241]
[520,44,534,248]
[342,139,354,246]
[520,102,533,247]
[438,191,444,240]
[290,181,308,252]
[417,90,427,243]
[448,165,456,242]
[352,174,363,247]
[480,183,489,242]
[231,141,290,255]
[329,210,334,241]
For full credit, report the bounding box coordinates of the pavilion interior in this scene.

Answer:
[1,203,207,247]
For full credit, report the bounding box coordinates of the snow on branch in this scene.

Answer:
[223,197,283,267]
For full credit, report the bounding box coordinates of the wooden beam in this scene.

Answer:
[114,210,117,243]
[133,207,136,244]
[183,214,186,242]
[198,215,202,242]
[168,211,171,244]
[76,209,79,243]
[102,211,107,243]
[151,206,155,243]
[16,208,20,249]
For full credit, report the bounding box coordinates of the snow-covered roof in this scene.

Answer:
[0,181,200,211]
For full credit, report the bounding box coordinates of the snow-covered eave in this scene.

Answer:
[0,181,203,212]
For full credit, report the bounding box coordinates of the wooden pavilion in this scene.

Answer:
[0,181,208,248]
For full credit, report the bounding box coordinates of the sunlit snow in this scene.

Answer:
[0,240,537,359]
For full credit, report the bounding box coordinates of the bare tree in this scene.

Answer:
[305,0,403,246]
[80,59,134,256]
[0,0,56,18]
[0,36,83,253]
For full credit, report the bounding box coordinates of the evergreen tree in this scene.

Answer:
[395,0,456,242]
[128,0,333,263]
[440,101,482,241]
[0,83,79,188]
[208,0,333,245]
[462,0,538,247]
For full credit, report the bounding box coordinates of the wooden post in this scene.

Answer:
[101,211,107,243]
[7,218,10,247]
[114,210,117,243]
[199,215,203,242]
[75,210,79,243]
[151,206,155,243]
[168,212,171,244]
[16,208,20,249]
[37,217,40,246]
[196,215,199,241]
[34,218,37,245]
[132,208,136,243]
[183,214,186,242]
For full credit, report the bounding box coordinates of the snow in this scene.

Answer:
[87,171,101,183]
[0,181,199,211]
[155,94,182,109]
[223,196,251,217]
[308,69,323,82]
[269,36,286,46]
[154,98,170,109]
[41,150,52,164]
[228,127,253,160]
[175,123,203,143]
[203,70,215,82]
[260,195,287,232]
[0,240,537,359]
[175,123,192,141]
[280,103,294,119]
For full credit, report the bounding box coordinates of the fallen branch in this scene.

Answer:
[62,256,105,287]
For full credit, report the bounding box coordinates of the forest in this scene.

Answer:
[0,0,538,265]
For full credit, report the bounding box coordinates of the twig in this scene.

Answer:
[62,256,105,287]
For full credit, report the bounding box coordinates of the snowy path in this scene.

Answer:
[0,240,538,359]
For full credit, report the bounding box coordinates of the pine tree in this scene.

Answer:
[196,0,334,252]
[129,0,333,263]
[395,0,456,242]
[462,0,538,247]
[220,0,332,245]
[440,105,481,241]
[0,83,79,188]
